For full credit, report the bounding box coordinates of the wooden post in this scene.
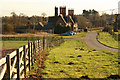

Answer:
[43,36,45,50]
[17,49,20,80]
[6,54,10,80]
[33,41,35,62]
[47,38,48,50]
[34,41,36,53]
[40,39,41,50]
[23,45,26,78]
[36,41,37,49]
[28,41,31,71]
[33,41,35,55]
[36,41,37,51]
[31,42,33,66]
[38,39,40,50]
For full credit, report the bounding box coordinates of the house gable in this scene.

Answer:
[55,16,66,27]
[69,16,74,25]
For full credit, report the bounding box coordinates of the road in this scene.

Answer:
[65,31,119,52]
[85,31,119,52]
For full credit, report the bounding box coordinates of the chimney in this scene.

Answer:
[60,6,66,16]
[62,7,66,16]
[68,9,74,18]
[60,7,62,14]
[68,10,71,16]
[55,6,58,16]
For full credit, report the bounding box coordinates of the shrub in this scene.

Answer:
[3,24,14,33]
[103,26,112,32]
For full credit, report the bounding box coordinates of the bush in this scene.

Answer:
[3,24,14,33]
[103,26,112,32]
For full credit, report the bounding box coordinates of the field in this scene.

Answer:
[97,32,119,49]
[1,32,56,37]
[28,40,119,78]
[57,32,87,39]
[1,32,86,58]
[2,41,28,48]
[1,41,28,57]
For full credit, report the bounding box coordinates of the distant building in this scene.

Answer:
[118,1,120,14]
[44,6,78,33]
[36,22,44,30]
[115,14,120,30]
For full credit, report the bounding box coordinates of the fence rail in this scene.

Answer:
[0,37,64,79]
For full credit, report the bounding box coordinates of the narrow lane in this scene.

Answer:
[85,31,119,52]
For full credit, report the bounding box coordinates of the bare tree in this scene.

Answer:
[75,15,92,29]
[11,12,17,17]
[41,12,47,17]
[41,12,47,25]
[11,12,18,30]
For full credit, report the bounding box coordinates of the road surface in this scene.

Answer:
[65,31,119,52]
[85,31,119,52]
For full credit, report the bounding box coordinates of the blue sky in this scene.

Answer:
[0,0,120,17]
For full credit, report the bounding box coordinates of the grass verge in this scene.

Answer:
[97,32,119,49]
[40,40,119,78]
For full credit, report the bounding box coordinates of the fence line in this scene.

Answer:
[0,37,64,79]
[108,31,119,41]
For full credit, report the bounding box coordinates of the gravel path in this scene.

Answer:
[64,31,119,52]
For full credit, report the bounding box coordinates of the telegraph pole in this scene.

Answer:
[115,14,119,32]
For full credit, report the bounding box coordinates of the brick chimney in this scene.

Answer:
[60,7,62,14]
[68,9,74,18]
[60,6,66,16]
[55,6,58,16]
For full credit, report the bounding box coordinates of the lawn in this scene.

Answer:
[114,30,120,35]
[33,40,118,78]
[2,41,28,48]
[57,32,87,39]
[97,32,119,49]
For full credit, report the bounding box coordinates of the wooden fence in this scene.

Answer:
[0,37,64,80]
[108,31,120,41]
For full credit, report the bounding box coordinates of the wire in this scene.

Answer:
[98,7,120,15]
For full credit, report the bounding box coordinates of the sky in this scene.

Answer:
[0,0,120,17]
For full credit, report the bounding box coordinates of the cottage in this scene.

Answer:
[45,6,78,33]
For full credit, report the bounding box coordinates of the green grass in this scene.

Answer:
[40,40,119,78]
[2,41,28,48]
[114,30,120,35]
[114,32,119,35]
[57,32,87,39]
[97,32,119,49]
